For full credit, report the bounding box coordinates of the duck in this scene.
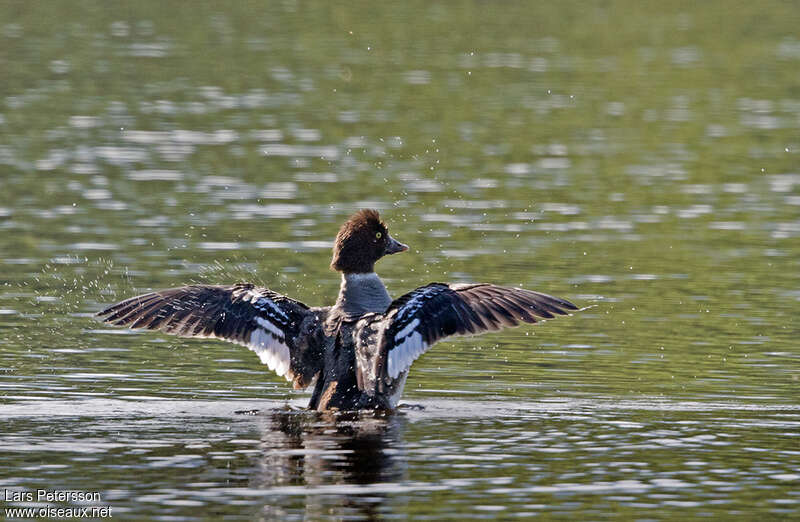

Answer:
[97,209,578,411]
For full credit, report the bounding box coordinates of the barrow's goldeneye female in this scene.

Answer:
[97,209,578,410]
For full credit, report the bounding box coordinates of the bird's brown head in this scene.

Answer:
[330,209,408,273]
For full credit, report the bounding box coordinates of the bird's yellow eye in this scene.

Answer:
[375,231,382,239]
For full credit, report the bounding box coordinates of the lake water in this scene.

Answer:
[1,1,799,519]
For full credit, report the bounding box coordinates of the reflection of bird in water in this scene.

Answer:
[98,209,578,410]
[252,409,407,520]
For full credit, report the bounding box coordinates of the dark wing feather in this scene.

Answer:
[96,284,322,388]
[355,283,578,393]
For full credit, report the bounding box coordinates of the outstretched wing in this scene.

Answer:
[96,283,322,388]
[355,283,578,393]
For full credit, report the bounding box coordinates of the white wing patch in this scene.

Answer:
[247,320,292,381]
[385,286,445,379]
[395,317,420,341]
[255,316,285,339]
[387,332,427,378]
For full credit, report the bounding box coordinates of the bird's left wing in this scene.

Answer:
[96,283,322,388]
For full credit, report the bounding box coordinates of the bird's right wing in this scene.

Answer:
[355,283,578,394]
